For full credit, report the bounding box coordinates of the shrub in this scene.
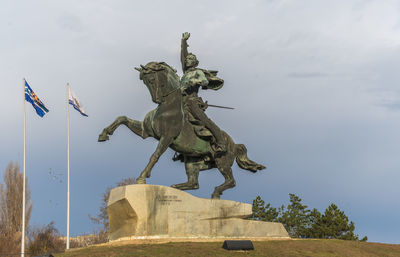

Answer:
[27,222,64,256]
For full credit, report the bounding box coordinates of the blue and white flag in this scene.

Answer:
[25,80,49,117]
[68,85,88,117]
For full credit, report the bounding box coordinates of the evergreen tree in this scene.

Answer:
[305,208,322,238]
[251,196,279,222]
[251,194,367,241]
[311,203,358,240]
[278,193,310,238]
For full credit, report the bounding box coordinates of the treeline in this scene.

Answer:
[0,161,133,257]
[252,194,367,241]
[1,161,367,256]
[0,162,103,257]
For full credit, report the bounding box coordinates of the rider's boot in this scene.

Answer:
[187,99,227,154]
[199,114,226,153]
[214,143,226,154]
[211,131,226,154]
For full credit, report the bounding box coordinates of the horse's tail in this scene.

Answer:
[234,144,266,172]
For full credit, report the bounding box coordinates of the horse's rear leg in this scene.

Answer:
[212,166,236,199]
[171,156,212,190]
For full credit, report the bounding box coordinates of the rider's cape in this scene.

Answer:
[200,69,224,90]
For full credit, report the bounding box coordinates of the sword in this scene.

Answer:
[207,104,235,110]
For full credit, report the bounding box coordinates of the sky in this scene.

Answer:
[1,0,400,244]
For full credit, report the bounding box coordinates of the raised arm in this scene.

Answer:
[181,32,190,72]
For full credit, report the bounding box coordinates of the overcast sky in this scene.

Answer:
[1,0,400,244]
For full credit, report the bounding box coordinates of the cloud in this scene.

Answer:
[57,13,83,33]
[378,101,400,111]
[287,72,329,78]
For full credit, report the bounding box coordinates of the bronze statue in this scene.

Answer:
[98,34,265,199]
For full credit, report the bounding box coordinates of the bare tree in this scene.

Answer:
[90,177,135,231]
[0,161,33,254]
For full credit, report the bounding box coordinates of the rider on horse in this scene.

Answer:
[180,32,226,153]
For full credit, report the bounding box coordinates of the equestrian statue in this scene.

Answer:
[98,33,265,199]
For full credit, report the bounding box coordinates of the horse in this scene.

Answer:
[98,62,265,199]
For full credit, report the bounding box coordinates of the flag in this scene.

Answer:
[24,80,49,117]
[68,85,88,117]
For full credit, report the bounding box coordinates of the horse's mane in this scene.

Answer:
[138,62,180,89]
[138,62,176,77]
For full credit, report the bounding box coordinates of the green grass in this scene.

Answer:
[55,239,400,257]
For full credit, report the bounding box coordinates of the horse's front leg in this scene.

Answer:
[136,136,174,184]
[98,116,145,142]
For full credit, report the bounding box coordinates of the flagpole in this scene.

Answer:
[21,78,26,257]
[66,83,71,250]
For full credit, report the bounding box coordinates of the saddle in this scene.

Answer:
[172,105,214,163]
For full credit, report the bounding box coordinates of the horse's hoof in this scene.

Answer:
[211,193,221,199]
[98,134,109,142]
[136,177,146,184]
[171,183,199,190]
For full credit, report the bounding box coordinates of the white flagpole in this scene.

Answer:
[66,83,71,250]
[21,78,26,257]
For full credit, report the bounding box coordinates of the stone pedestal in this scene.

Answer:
[107,184,289,241]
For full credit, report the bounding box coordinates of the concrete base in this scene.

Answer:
[107,184,289,241]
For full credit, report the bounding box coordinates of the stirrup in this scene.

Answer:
[172,152,184,162]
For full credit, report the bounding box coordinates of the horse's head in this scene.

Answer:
[135,62,180,104]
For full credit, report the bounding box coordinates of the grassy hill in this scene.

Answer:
[55,239,400,257]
